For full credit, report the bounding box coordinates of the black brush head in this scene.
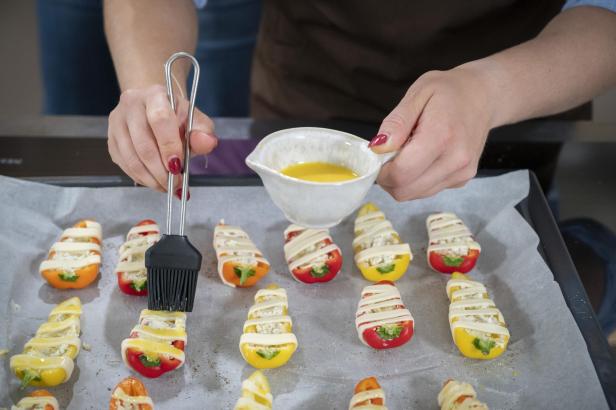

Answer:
[146,234,202,312]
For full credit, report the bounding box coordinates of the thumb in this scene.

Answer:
[176,100,218,155]
[189,108,218,155]
[369,85,433,154]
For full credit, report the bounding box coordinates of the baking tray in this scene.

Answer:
[23,171,616,408]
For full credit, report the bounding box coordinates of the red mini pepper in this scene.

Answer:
[284,228,343,284]
[124,346,183,379]
[428,249,480,274]
[116,219,160,296]
[356,281,414,350]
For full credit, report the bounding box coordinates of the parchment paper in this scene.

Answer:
[0,171,607,409]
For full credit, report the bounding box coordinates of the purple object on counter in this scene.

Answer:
[189,139,259,176]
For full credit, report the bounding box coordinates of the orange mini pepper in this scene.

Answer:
[39,220,102,289]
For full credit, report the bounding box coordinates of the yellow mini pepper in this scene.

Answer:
[446,273,509,360]
[239,284,298,369]
[10,355,74,388]
[353,203,412,282]
[10,297,82,388]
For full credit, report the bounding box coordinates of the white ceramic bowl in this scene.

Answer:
[245,127,393,228]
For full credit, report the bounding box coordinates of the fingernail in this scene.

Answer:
[175,187,190,201]
[368,134,388,147]
[168,156,182,175]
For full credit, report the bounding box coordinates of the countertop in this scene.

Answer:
[1,115,615,230]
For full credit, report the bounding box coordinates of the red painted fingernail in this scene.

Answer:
[368,134,388,147]
[175,187,190,201]
[168,156,182,175]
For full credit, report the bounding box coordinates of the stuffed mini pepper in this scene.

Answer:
[109,376,154,410]
[10,297,82,388]
[121,310,187,378]
[39,219,102,289]
[349,376,388,410]
[437,379,489,410]
[283,224,342,284]
[214,221,270,287]
[353,203,412,282]
[355,281,414,349]
[240,285,298,369]
[234,370,273,410]
[446,273,509,359]
[427,213,480,274]
[12,390,59,410]
[115,219,161,296]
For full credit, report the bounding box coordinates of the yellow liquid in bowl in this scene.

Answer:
[280,162,358,182]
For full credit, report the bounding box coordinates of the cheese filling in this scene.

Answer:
[214,222,269,287]
[240,287,298,352]
[39,221,102,273]
[427,213,480,256]
[24,336,81,358]
[115,222,160,281]
[354,209,411,268]
[283,224,340,273]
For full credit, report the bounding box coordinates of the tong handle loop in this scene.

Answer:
[163,52,200,236]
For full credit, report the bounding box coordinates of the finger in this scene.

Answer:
[369,83,434,154]
[145,90,184,175]
[412,166,476,199]
[108,112,146,187]
[108,132,144,186]
[376,125,446,191]
[114,116,165,191]
[383,151,475,201]
[190,110,218,155]
[176,100,218,155]
[127,102,172,189]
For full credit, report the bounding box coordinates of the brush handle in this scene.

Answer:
[164,52,201,236]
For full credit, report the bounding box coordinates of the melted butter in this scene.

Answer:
[280,162,358,182]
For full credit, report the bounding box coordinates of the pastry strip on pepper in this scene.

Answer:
[10,297,81,388]
[12,389,59,410]
[24,336,81,359]
[355,281,414,350]
[40,220,102,289]
[437,379,489,410]
[353,203,412,282]
[446,273,509,360]
[121,309,187,378]
[427,213,480,274]
[349,376,388,410]
[109,376,154,410]
[214,221,270,287]
[115,220,161,296]
[283,224,343,284]
[239,285,298,369]
[233,370,273,410]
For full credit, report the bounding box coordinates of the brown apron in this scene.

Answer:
[250,0,590,122]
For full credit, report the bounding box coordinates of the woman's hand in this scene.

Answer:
[370,65,495,201]
[107,84,218,194]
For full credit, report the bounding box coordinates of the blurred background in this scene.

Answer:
[2,0,616,120]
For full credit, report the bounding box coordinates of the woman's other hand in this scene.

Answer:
[370,65,494,201]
